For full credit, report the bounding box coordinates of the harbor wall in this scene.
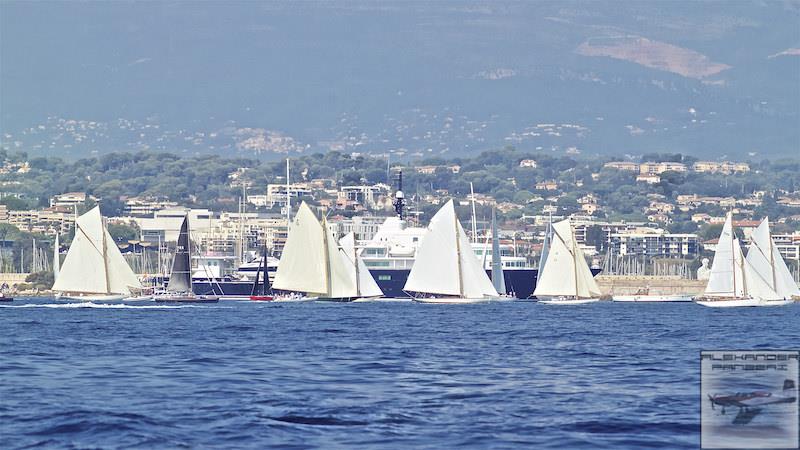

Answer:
[596,275,706,296]
[0,273,30,286]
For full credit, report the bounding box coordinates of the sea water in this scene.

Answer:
[1,298,798,449]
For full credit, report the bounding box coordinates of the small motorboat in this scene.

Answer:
[612,288,692,302]
[0,292,13,302]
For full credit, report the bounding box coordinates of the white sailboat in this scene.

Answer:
[534,219,601,305]
[695,213,782,307]
[403,199,501,303]
[52,206,141,301]
[273,202,379,302]
[744,217,798,305]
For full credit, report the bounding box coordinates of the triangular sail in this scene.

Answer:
[457,217,499,297]
[491,209,506,294]
[340,232,383,298]
[52,206,140,295]
[746,218,799,299]
[250,243,270,296]
[404,199,497,297]
[533,219,600,298]
[323,217,359,298]
[704,213,746,297]
[166,216,192,293]
[273,202,328,295]
[538,217,552,273]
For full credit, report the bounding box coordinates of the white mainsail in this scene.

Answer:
[404,199,498,298]
[533,219,600,299]
[340,232,383,298]
[323,216,359,298]
[273,202,361,298]
[704,213,745,298]
[52,206,141,295]
[746,218,800,299]
[273,202,328,295]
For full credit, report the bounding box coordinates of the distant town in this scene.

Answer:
[1,147,799,292]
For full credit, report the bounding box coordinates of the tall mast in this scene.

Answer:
[571,224,579,299]
[53,233,60,281]
[321,215,331,297]
[454,206,464,297]
[186,215,193,291]
[286,158,291,228]
[730,213,737,297]
[102,216,110,294]
[354,238,361,297]
[470,182,477,244]
[766,218,777,291]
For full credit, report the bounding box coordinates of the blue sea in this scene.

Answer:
[1,298,798,449]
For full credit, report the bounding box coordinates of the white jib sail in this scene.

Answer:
[340,232,383,298]
[456,215,499,298]
[533,219,600,298]
[404,199,497,297]
[52,206,140,295]
[273,202,328,295]
[746,218,798,299]
[323,218,358,298]
[704,213,746,298]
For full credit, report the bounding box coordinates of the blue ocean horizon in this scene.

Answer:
[1,298,798,449]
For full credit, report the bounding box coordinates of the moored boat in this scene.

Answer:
[612,289,692,302]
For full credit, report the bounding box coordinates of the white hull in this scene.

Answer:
[351,297,414,303]
[272,295,317,303]
[759,299,795,307]
[693,297,793,307]
[153,293,219,303]
[538,297,600,305]
[57,293,128,302]
[413,296,502,304]
[612,294,692,303]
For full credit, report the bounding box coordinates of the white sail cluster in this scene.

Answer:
[274,202,383,299]
[533,219,601,299]
[745,217,800,300]
[403,199,498,299]
[703,213,798,304]
[52,206,141,296]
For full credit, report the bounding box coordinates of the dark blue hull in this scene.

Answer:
[192,268,543,299]
[190,267,601,299]
[370,268,540,299]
